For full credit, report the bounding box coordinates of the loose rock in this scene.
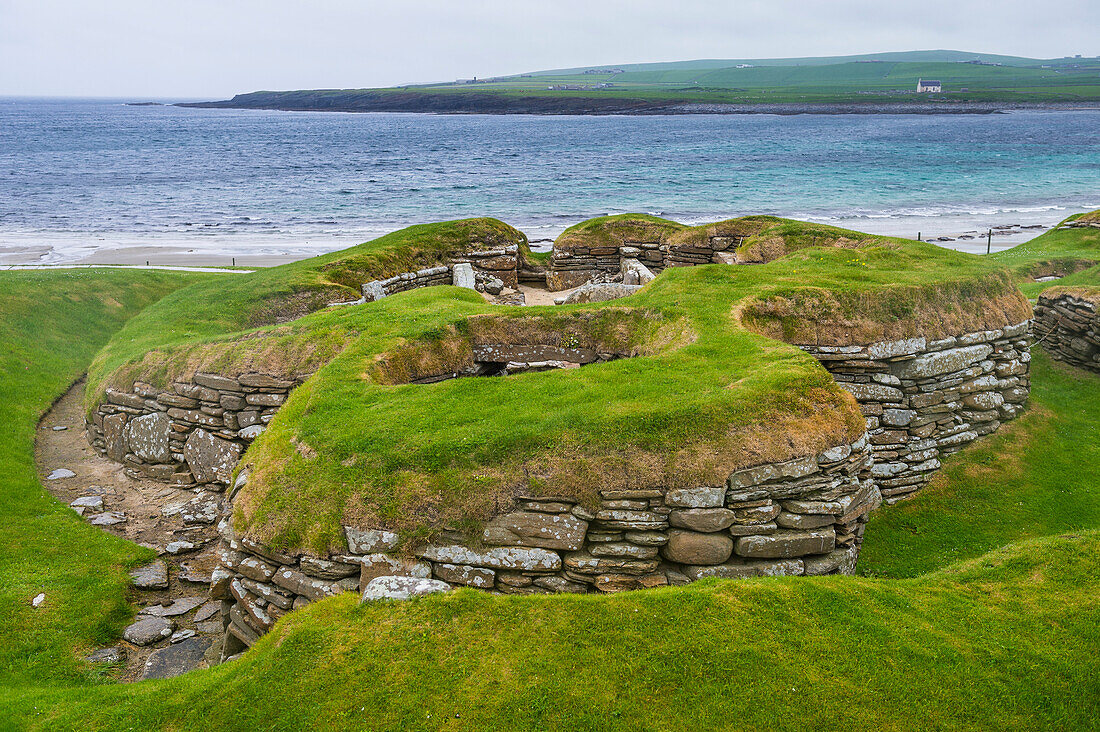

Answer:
[123,616,175,646]
[129,560,169,590]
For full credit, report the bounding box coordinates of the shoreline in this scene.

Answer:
[181,94,1100,117]
[0,218,1059,268]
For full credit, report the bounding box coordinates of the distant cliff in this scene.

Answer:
[180,90,680,115]
[181,90,1087,116]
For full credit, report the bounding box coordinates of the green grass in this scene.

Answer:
[858,350,1100,577]
[0,269,206,687]
[84,217,529,408]
[8,531,1099,730]
[991,212,1100,296]
[1,228,1099,729]
[87,216,1033,554]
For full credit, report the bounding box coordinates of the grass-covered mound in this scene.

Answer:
[991,209,1100,290]
[12,531,1100,730]
[85,217,529,408]
[554,213,885,265]
[85,216,1031,555]
[2,241,1099,730]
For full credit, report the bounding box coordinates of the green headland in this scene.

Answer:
[184,50,1100,115]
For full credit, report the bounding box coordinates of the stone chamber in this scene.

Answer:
[80,219,1037,661]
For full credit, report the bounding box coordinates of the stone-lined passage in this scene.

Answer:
[798,320,1031,503]
[88,372,305,489]
[359,245,520,302]
[548,237,747,290]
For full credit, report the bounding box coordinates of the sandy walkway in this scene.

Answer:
[36,380,225,681]
[518,283,575,306]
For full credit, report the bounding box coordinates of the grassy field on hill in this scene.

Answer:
[437,60,1100,100]
[191,51,1100,113]
[2,217,1100,729]
[0,269,205,687]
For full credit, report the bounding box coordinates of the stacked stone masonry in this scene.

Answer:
[799,320,1031,503]
[87,324,1032,652]
[548,236,749,290]
[213,434,878,656]
[88,372,304,489]
[359,246,520,302]
[1034,293,1100,373]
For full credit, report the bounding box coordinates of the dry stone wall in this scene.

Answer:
[798,320,1031,503]
[88,372,304,489]
[359,245,520,302]
[1034,292,1100,373]
[214,434,876,656]
[86,309,1033,655]
[548,237,746,290]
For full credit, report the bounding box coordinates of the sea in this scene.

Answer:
[1,97,1098,265]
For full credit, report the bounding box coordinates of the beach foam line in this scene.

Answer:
[0,264,253,273]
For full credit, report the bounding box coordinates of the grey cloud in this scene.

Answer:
[0,0,1096,97]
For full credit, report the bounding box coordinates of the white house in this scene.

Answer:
[916,79,942,93]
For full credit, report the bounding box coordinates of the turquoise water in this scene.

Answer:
[1,97,1098,263]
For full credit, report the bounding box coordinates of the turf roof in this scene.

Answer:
[88,214,1040,553]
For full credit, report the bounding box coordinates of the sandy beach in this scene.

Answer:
[0,218,1059,268]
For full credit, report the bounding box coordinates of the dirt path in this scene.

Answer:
[36,380,225,681]
[518,283,576,306]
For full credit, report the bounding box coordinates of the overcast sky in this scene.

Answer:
[2,0,1097,98]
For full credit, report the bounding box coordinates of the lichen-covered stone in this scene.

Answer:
[433,563,495,588]
[668,508,736,532]
[299,556,359,579]
[660,529,733,565]
[103,412,128,462]
[360,576,451,602]
[184,429,242,484]
[664,486,725,508]
[272,567,341,601]
[416,544,561,571]
[727,455,819,490]
[482,511,588,551]
[344,526,400,554]
[734,528,836,559]
[683,558,804,580]
[803,546,859,575]
[123,616,174,646]
[357,553,432,584]
[236,556,277,582]
[893,344,993,379]
[129,560,169,590]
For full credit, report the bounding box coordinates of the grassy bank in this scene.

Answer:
[0,239,1097,729]
[991,212,1100,293]
[9,531,1100,730]
[858,349,1100,577]
[0,269,205,687]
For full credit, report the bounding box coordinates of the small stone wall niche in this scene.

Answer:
[359,245,520,302]
[1034,292,1100,373]
[212,433,877,655]
[547,236,747,290]
[87,372,305,489]
[798,320,1031,503]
